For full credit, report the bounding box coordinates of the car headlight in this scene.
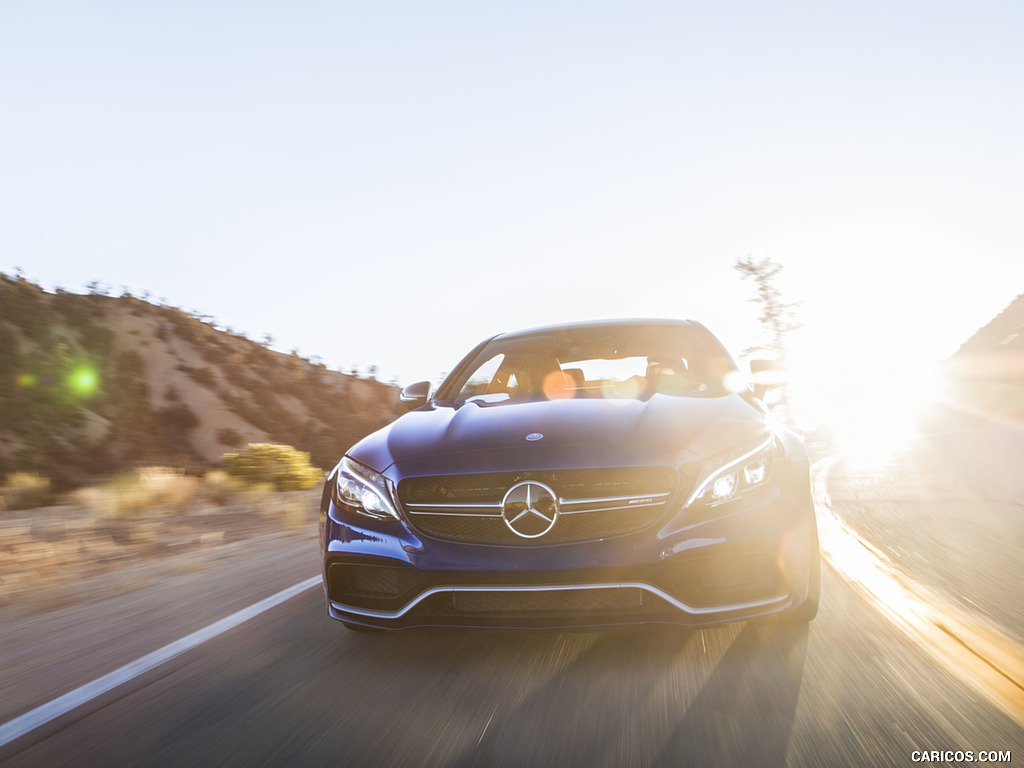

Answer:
[683,436,776,511]
[332,456,400,520]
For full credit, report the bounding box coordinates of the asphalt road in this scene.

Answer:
[2,418,1023,767]
[824,406,1024,645]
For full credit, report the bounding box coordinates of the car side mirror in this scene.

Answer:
[399,380,431,411]
[748,359,787,401]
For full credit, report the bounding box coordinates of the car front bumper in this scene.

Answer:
[320,460,817,630]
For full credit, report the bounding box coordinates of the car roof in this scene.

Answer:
[490,318,699,342]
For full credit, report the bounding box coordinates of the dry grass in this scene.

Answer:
[0,472,54,511]
[67,466,317,524]
[0,478,320,608]
[73,467,200,518]
[69,467,288,518]
[200,469,250,506]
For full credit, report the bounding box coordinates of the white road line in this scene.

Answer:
[0,575,321,749]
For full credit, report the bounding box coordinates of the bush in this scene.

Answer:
[221,443,322,492]
[0,472,53,511]
[216,427,243,447]
[74,467,199,517]
[200,469,248,505]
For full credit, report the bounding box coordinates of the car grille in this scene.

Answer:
[447,587,647,615]
[398,467,679,545]
[326,552,789,618]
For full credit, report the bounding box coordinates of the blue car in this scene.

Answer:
[319,319,819,630]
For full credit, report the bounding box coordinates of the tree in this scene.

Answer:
[734,256,801,415]
[734,256,801,358]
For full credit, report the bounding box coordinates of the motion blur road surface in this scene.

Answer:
[2,409,1022,767]
[824,406,1024,646]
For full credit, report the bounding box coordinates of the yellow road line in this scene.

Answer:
[812,455,1024,728]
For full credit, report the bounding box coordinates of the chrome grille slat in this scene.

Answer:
[407,505,503,512]
[398,467,679,546]
[559,500,664,516]
[407,510,504,518]
[559,491,671,507]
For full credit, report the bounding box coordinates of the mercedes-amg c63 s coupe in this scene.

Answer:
[319,319,820,630]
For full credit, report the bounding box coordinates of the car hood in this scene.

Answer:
[350,394,768,474]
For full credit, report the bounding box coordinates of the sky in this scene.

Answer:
[3,1,1023,425]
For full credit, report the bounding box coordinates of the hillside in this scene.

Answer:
[0,274,398,486]
[946,292,1024,421]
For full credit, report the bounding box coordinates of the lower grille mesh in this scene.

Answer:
[327,550,790,621]
[449,588,646,615]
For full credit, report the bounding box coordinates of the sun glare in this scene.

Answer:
[788,343,944,457]
[760,218,965,457]
[752,212,988,456]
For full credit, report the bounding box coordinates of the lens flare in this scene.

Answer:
[542,370,576,400]
[602,377,642,400]
[15,372,37,388]
[68,366,99,397]
[722,370,745,393]
[786,349,944,457]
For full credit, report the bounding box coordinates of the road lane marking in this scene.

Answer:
[812,456,1024,728]
[0,575,321,749]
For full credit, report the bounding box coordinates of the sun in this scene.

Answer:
[787,340,945,457]
[753,215,967,456]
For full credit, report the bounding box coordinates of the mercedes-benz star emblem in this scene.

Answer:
[501,481,558,539]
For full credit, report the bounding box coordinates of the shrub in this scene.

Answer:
[0,472,53,510]
[177,364,215,386]
[200,469,248,505]
[157,402,199,431]
[216,427,243,447]
[74,467,199,517]
[221,443,322,492]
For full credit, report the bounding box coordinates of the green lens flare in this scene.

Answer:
[68,366,99,396]
[16,372,37,388]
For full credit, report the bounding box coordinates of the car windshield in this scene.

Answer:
[441,324,737,405]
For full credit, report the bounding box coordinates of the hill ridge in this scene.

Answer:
[947,291,1024,421]
[0,273,397,486]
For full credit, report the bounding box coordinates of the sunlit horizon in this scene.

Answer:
[4,2,1023,391]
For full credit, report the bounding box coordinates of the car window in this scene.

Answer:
[457,353,505,400]
[443,325,734,403]
[563,356,645,384]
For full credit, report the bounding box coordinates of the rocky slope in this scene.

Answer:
[946,292,1024,421]
[0,274,397,485]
